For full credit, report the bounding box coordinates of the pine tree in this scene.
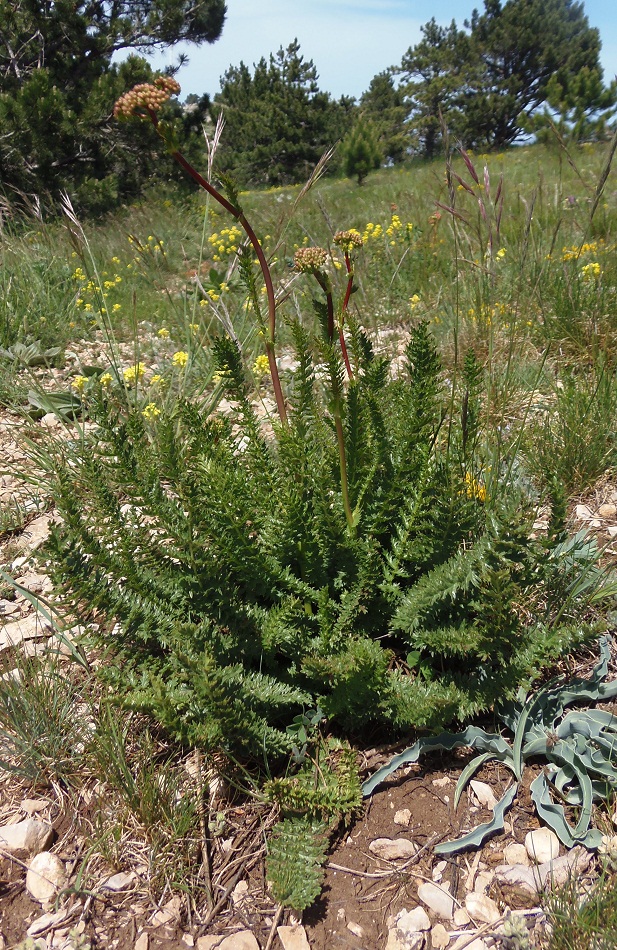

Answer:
[0,0,226,210]
[360,72,409,165]
[395,0,611,154]
[212,40,355,187]
[342,119,382,185]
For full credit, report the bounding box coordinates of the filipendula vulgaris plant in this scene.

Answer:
[41,77,617,779]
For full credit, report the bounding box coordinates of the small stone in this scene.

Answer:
[149,895,182,928]
[200,934,259,950]
[599,503,617,518]
[20,799,50,816]
[473,871,494,895]
[453,908,471,926]
[418,881,455,920]
[347,921,364,937]
[41,413,61,429]
[451,937,488,950]
[433,776,451,787]
[504,843,530,867]
[276,925,310,950]
[465,892,501,924]
[607,526,617,538]
[20,514,55,551]
[182,936,195,948]
[101,871,137,891]
[494,864,540,895]
[231,880,249,906]
[26,852,67,904]
[385,929,424,950]
[26,908,68,936]
[575,504,594,522]
[369,837,418,861]
[525,828,560,864]
[134,935,149,950]
[14,572,53,596]
[394,809,412,827]
[0,819,54,858]
[0,614,54,651]
[470,780,498,811]
[397,907,431,933]
[431,924,451,949]
[537,846,593,889]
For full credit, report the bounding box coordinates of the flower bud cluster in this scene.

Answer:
[333,229,364,252]
[114,77,181,119]
[293,246,328,274]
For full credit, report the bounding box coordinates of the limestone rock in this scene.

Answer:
[385,928,424,950]
[134,935,149,950]
[469,780,497,811]
[20,799,50,816]
[494,864,541,894]
[149,895,182,928]
[537,846,593,888]
[26,851,68,903]
[525,828,559,864]
[347,921,364,937]
[276,925,310,950]
[369,837,418,860]
[26,908,68,936]
[397,906,431,932]
[101,871,137,891]
[417,881,455,920]
[431,924,451,948]
[19,514,55,552]
[0,819,54,858]
[394,809,412,827]
[451,937,488,950]
[465,891,501,924]
[503,843,530,867]
[453,908,471,926]
[0,613,54,651]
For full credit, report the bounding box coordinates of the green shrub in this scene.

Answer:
[37,313,600,765]
[32,81,611,769]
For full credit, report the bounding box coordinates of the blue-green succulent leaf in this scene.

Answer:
[434,784,518,855]
[362,727,509,797]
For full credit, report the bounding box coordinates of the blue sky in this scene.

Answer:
[149,0,617,101]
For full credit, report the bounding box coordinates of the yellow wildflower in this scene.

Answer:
[142,403,161,419]
[71,375,88,393]
[464,472,486,502]
[253,354,270,378]
[157,327,170,338]
[172,351,189,368]
[581,262,601,281]
[123,363,146,384]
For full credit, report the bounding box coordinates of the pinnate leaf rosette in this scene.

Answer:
[114,76,181,120]
[333,229,364,253]
[294,246,328,274]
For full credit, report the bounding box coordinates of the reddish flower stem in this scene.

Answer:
[338,252,354,379]
[148,111,288,426]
